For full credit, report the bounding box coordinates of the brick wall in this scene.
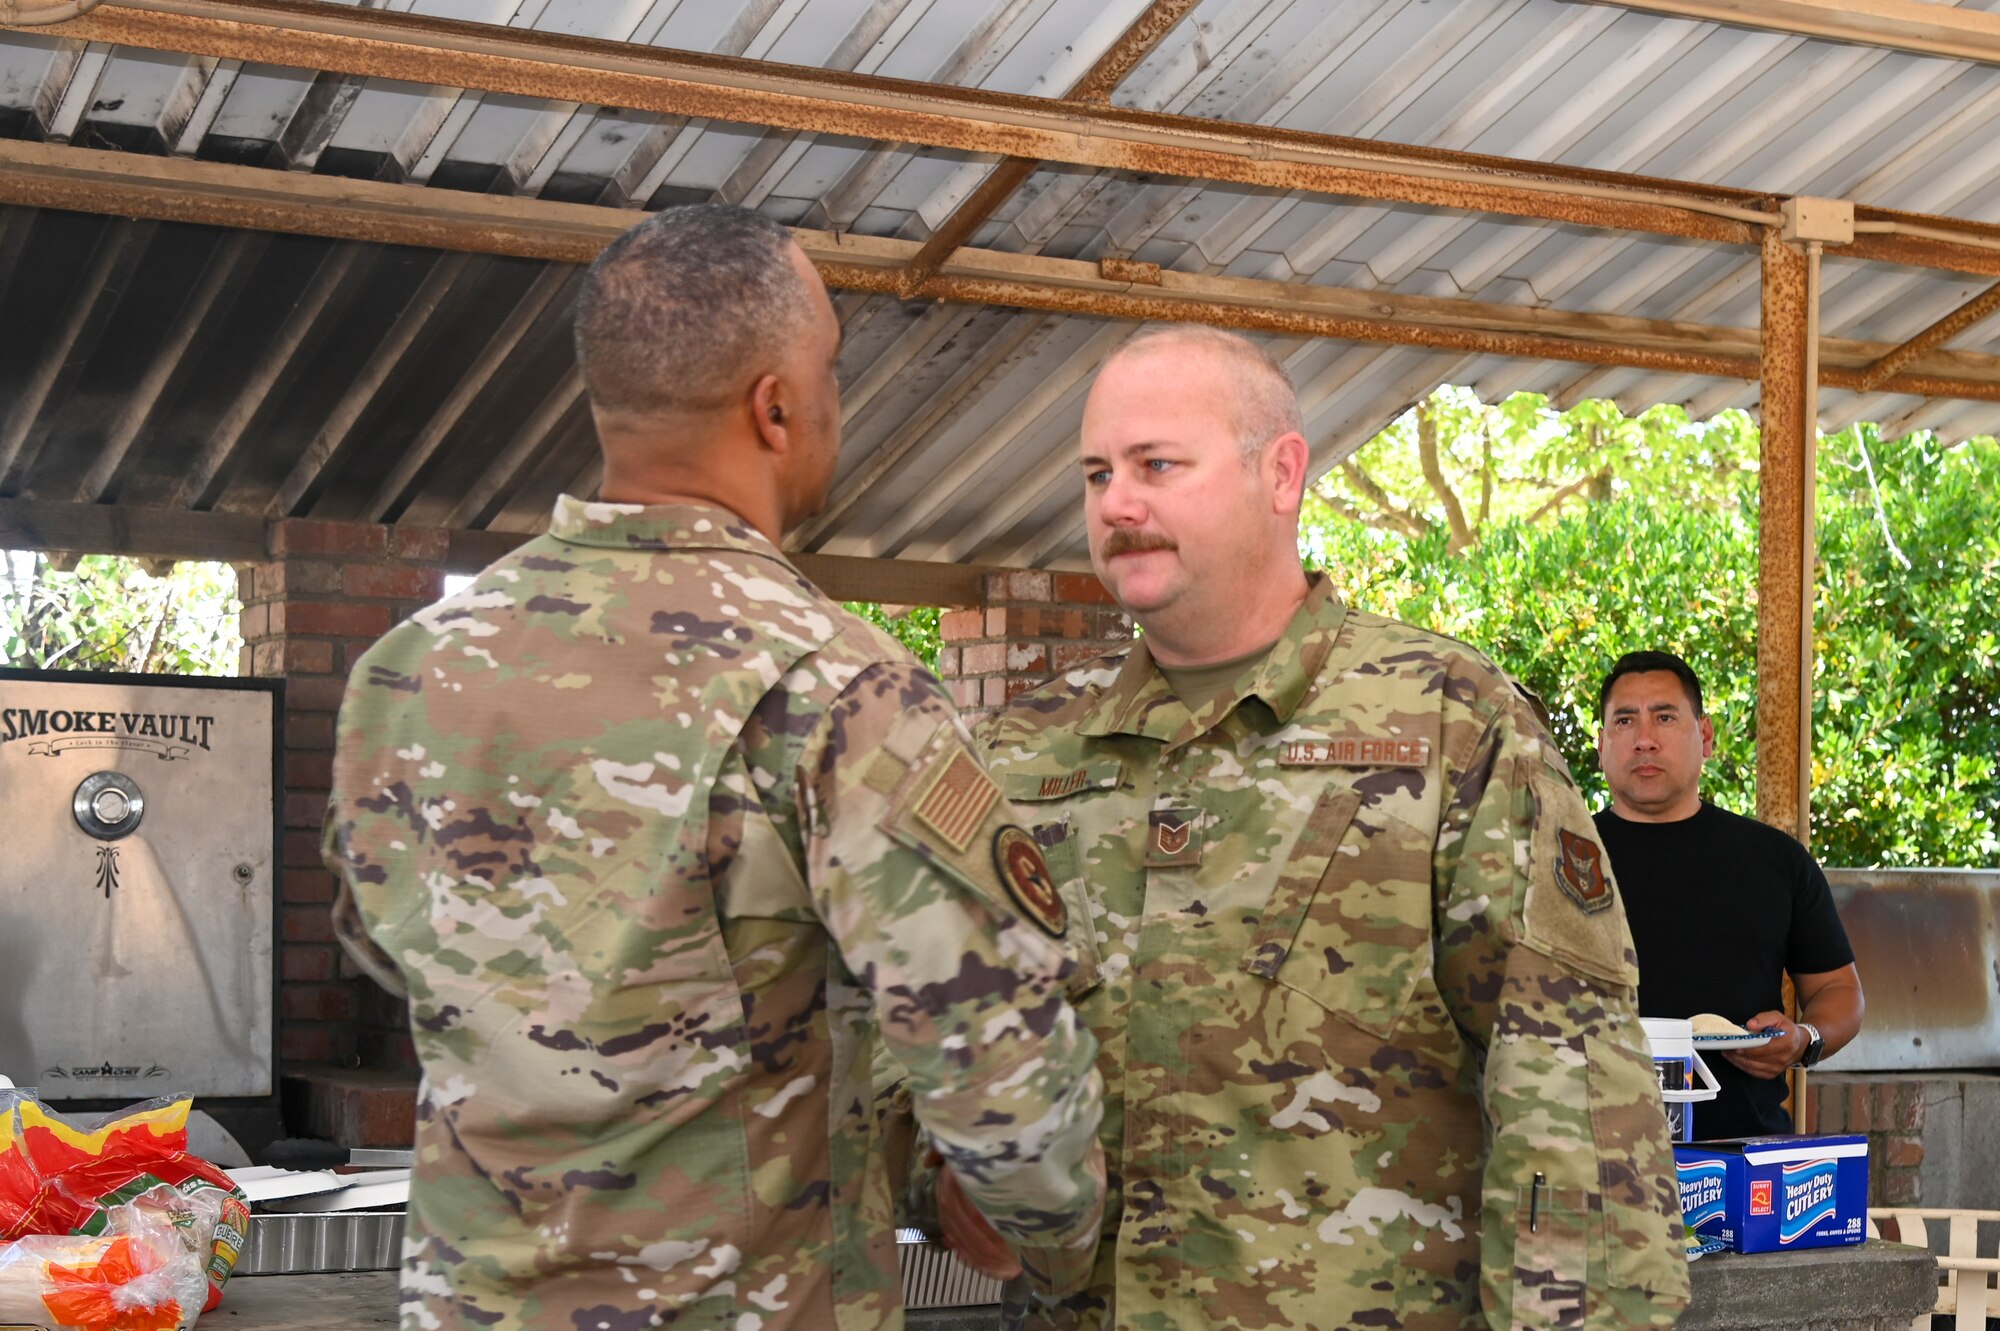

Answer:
[1799,1074,1927,1205]
[237,518,449,1076]
[938,570,1130,723]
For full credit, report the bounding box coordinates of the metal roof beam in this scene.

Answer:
[16,0,1769,243]
[897,0,1200,298]
[1588,0,2000,66]
[1855,278,2000,392]
[266,251,473,518]
[5,140,2000,402]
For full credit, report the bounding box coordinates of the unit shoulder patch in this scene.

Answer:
[993,824,1065,937]
[1553,827,1613,914]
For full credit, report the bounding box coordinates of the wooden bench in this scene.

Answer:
[1868,1207,2000,1330]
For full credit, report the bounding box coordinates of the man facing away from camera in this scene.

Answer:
[323,203,1105,1331]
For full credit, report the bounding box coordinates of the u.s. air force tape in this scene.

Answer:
[993,824,1065,937]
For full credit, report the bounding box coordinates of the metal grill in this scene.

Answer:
[898,1232,1005,1310]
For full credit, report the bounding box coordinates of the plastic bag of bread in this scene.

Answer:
[0,1221,204,1330]
[0,1092,248,1329]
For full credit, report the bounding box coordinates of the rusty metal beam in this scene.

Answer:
[8,140,2000,404]
[1585,0,2000,66]
[13,0,1770,243]
[898,0,1198,298]
[1856,279,2000,392]
[1757,228,1809,841]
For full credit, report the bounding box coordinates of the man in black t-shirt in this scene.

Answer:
[1593,650,1865,1139]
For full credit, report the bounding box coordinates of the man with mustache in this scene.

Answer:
[939,326,1689,1330]
[1594,650,1864,1139]
[324,204,1104,1331]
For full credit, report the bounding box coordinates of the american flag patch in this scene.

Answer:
[1038,770,1088,799]
[912,749,1000,853]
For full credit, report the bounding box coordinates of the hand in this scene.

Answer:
[935,1157,1022,1281]
[1724,1009,1807,1079]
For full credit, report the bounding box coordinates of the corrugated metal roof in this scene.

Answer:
[4,0,2000,571]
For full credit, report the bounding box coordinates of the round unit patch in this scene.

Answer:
[993,825,1066,938]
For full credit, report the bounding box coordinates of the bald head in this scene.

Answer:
[573,204,817,424]
[1102,326,1304,459]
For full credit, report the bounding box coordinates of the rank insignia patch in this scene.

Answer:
[1146,807,1203,869]
[912,748,1000,854]
[1554,828,1613,913]
[994,825,1066,937]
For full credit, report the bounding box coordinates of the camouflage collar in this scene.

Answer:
[1078,574,1347,747]
[548,495,793,564]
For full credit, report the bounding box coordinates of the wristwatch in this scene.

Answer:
[1795,1022,1826,1069]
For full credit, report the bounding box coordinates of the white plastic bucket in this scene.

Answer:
[1640,1017,1719,1143]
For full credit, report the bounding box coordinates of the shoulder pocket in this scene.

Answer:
[1240,786,1433,1039]
[1029,822,1102,997]
[1522,769,1639,988]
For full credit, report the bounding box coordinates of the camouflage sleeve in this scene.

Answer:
[802,663,1106,1287]
[324,799,410,1000]
[1432,695,1691,1331]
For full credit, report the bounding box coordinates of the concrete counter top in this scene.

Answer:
[206,1239,1938,1330]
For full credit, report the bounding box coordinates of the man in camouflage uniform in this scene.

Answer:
[946,327,1689,1330]
[324,204,1105,1331]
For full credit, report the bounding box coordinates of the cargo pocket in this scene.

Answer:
[1589,1034,1692,1306]
[1506,1182,1590,1331]
[1239,785,1432,1039]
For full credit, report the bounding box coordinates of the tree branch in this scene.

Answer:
[1336,462,1428,538]
[1314,484,1422,536]
[1527,470,1611,524]
[1417,399,1475,554]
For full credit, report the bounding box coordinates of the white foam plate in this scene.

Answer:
[1691,1030,1781,1049]
[257,1169,411,1213]
[225,1166,347,1204]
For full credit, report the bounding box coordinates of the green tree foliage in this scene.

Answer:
[843,601,942,671]
[1306,390,1999,868]
[1,553,242,676]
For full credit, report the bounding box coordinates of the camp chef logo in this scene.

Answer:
[40,1060,171,1081]
[0,705,215,760]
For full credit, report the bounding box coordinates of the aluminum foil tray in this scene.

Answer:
[236,1210,404,1275]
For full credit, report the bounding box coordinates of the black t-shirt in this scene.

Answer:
[1593,801,1855,1140]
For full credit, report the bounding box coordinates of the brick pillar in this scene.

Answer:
[237,518,449,1077]
[1807,1074,1928,1205]
[939,570,1131,725]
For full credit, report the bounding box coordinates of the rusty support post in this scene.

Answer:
[1857,278,2000,390]
[1757,227,1809,841]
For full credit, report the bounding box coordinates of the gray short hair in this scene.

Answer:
[573,204,814,419]
[1108,325,1305,457]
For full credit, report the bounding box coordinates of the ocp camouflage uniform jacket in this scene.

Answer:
[324,497,1106,1331]
[976,576,1689,1331]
